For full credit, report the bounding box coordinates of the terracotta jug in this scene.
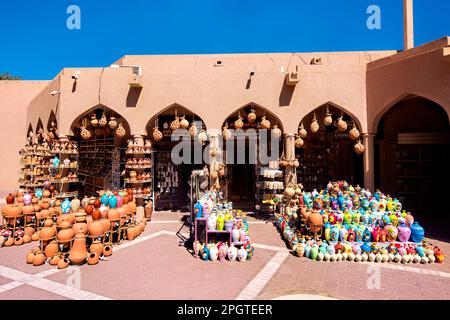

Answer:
[72,222,88,235]
[88,220,104,238]
[87,252,99,265]
[26,250,35,264]
[49,256,60,266]
[57,258,69,269]
[68,233,87,265]
[32,251,46,266]
[103,245,113,257]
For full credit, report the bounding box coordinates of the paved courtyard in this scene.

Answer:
[0,211,449,300]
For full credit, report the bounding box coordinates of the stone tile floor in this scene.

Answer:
[0,211,449,300]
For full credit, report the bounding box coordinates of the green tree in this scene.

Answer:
[0,72,22,80]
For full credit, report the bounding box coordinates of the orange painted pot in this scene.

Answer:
[87,252,99,265]
[89,240,103,257]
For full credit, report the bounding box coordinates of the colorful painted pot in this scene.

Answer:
[60,198,71,214]
[397,223,411,242]
[410,222,424,243]
[101,193,109,206]
[108,195,117,209]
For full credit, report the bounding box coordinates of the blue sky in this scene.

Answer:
[1,0,449,80]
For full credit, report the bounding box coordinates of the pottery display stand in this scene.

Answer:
[105,218,121,245]
[2,214,24,237]
[55,237,74,258]
[23,212,37,232]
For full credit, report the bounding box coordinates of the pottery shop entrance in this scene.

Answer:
[221,103,284,212]
[146,104,207,211]
[70,105,131,197]
[375,96,450,239]
[296,103,364,191]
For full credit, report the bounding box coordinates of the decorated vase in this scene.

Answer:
[410,222,424,243]
[397,223,411,242]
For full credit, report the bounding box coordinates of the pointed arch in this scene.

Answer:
[47,110,57,132]
[26,124,33,138]
[36,118,44,135]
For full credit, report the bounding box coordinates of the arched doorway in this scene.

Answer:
[375,96,450,237]
[297,103,364,191]
[146,104,207,211]
[71,105,131,196]
[221,103,284,211]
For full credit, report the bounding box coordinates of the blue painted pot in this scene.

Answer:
[410,222,424,243]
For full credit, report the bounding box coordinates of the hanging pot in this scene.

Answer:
[324,107,333,126]
[295,137,304,148]
[272,125,282,139]
[116,123,126,138]
[337,115,347,132]
[80,126,91,140]
[348,124,360,140]
[170,115,180,131]
[179,115,189,129]
[152,127,163,141]
[99,112,107,127]
[298,123,307,138]
[247,109,256,123]
[260,116,271,130]
[189,122,198,137]
[310,113,319,133]
[198,129,208,144]
[108,117,117,129]
[90,114,99,127]
[222,123,232,141]
[284,187,295,198]
[354,140,365,154]
[234,113,244,129]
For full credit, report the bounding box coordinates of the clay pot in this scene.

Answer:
[6,193,15,204]
[295,137,304,148]
[24,226,35,237]
[348,125,360,140]
[324,111,333,126]
[80,126,91,140]
[179,116,189,129]
[234,115,244,129]
[31,233,39,241]
[57,258,69,269]
[14,237,24,246]
[88,220,104,238]
[298,123,307,138]
[222,124,232,140]
[115,123,126,138]
[57,228,75,242]
[90,240,104,257]
[100,218,111,234]
[152,127,163,141]
[74,211,87,223]
[310,114,319,133]
[40,223,56,240]
[72,222,88,235]
[337,116,347,131]
[197,129,208,144]
[189,122,198,137]
[2,204,22,217]
[272,125,282,138]
[4,237,14,247]
[107,208,120,221]
[260,116,271,129]
[308,211,324,233]
[99,112,107,127]
[354,141,365,154]
[284,187,296,198]
[44,240,59,258]
[145,201,153,220]
[93,199,101,209]
[49,256,60,266]
[87,252,99,265]
[92,209,101,220]
[32,251,47,266]
[23,234,31,243]
[84,204,94,215]
[127,227,136,241]
[26,251,35,264]
[103,245,113,257]
[68,233,88,265]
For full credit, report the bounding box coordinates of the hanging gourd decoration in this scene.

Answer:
[295,137,304,148]
[310,113,319,133]
[189,122,198,138]
[293,159,300,168]
[115,123,126,138]
[348,124,360,140]
[234,112,244,129]
[324,106,333,126]
[90,113,99,127]
[170,110,180,131]
[198,129,208,145]
[99,112,107,127]
[337,114,347,132]
[179,115,189,129]
[80,126,91,140]
[260,116,271,129]
[272,124,282,139]
[80,118,91,140]
[108,116,118,129]
[247,109,256,123]
[152,127,163,142]
[354,140,365,154]
[298,123,307,138]
[222,123,232,141]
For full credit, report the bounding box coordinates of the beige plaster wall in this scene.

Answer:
[0,80,49,195]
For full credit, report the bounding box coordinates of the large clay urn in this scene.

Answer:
[57,225,75,242]
[90,240,104,257]
[68,233,88,265]
[2,204,22,218]
[128,201,137,214]
[108,208,120,221]
[100,218,111,234]
[92,209,101,221]
[88,220,104,238]
[39,218,56,240]
[44,240,59,258]
[308,210,324,233]
[72,222,88,235]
